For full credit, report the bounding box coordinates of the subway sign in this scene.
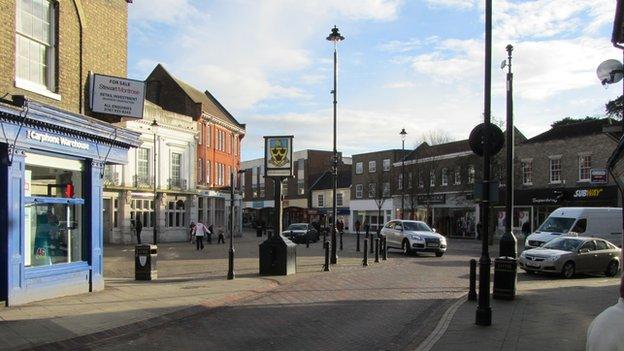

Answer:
[573,188,604,199]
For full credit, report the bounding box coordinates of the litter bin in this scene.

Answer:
[135,244,157,280]
[259,235,296,275]
[493,256,517,300]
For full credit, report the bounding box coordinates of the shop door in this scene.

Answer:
[103,199,112,243]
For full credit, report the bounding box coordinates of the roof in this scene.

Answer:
[310,170,352,191]
[524,118,617,144]
[403,140,471,161]
[613,0,624,46]
[152,64,245,129]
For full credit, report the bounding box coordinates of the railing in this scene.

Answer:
[133,175,154,188]
[168,178,187,190]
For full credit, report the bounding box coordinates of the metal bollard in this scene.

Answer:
[356,231,360,252]
[374,238,380,263]
[468,259,477,301]
[339,232,343,251]
[369,232,374,254]
[363,238,368,266]
[323,241,331,271]
[323,228,327,243]
[382,237,387,260]
[306,233,310,248]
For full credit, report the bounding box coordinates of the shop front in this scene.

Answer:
[0,102,139,306]
[417,192,477,238]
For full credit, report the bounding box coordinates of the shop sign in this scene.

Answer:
[264,135,294,177]
[253,201,264,209]
[590,169,608,184]
[90,74,145,119]
[417,193,446,204]
[572,188,604,199]
[27,130,90,150]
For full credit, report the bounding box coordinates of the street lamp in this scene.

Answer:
[400,128,407,219]
[228,169,246,280]
[327,25,344,265]
[151,119,159,245]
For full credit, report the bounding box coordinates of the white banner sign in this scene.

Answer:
[90,74,145,119]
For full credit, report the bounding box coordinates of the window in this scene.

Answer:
[383,182,390,197]
[521,160,533,185]
[549,157,561,184]
[419,172,424,188]
[571,219,587,234]
[383,159,391,172]
[369,161,376,173]
[297,159,305,195]
[130,198,154,232]
[397,173,403,190]
[430,170,436,187]
[408,172,413,189]
[579,154,591,182]
[113,199,119,228]
[198,198,204,224]
[580,240,596,251]
[337,193,343,206]
[171,152,182,185]
[206,160,211,184]
[317,194,324,207]
[25,153,84,267]
[441,168,448,186]
[137,147,149,181]
[198,158,203,183]
[454,167,461,185]
[355,184,363,198]
[355,162,363,174]
[468,165,475,184]
[214,198,225,226]
[207,125,211,146]
[166,200,186,228]
[281,178,288,196]
[199,124,203,145]
[16,0,57,95]
[368,183,376,198]
[596,240,608,251]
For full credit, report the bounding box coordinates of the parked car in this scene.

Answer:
[282,223,319,243]
[519,236,621,278]
[525,207,622,249]
[380,220,447,257]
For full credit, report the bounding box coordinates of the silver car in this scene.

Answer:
[380,220,447,257]
[518,237,621,278]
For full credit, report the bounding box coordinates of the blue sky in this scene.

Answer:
[128,0,621,160]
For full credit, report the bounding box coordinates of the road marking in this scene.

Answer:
[414,293,468,351]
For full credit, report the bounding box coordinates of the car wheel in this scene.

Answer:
[561,261,575,279]
[605,260,619,277]
[435,252,444,257]
[402,239,411,256]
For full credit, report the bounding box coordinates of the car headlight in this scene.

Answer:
[544,255,559,262]
[409,234,423,240]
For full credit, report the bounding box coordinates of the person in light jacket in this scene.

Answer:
[193,222,207,250]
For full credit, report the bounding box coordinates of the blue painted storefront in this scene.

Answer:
[0,102,139,306]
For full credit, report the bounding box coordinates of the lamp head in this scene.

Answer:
[326,26,345,43]
[400,128,407,141]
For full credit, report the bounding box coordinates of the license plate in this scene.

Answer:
[427,243,439,248]
[526,263,540,269]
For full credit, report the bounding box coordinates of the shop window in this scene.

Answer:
[25,153,84,267]
[356,162,363,174]
[166,200,186,228]
[356,184,363,198]
[337,193,343,206]
[318,194,324,207]
[579,155,591,182]
[130,199,154,229]
[16,0,58,96]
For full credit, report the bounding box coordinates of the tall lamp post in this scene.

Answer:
[327,25,344,265]
[476,0,493,326]
[151,119,159,245]
[400,128,407,219]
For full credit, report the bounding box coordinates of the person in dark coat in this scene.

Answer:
[135,218,143,244]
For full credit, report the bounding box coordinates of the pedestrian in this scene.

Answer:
[218,227,225,244]
[189,222,196,243]
[207,224,214,244]
[355,219,361,235]
[135,217,143,244]
[476,222,482,240]
[337,219,344,234]
[193,221,207,250]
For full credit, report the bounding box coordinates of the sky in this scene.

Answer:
[127,0,622,160]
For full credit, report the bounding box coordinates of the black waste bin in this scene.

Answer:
[259,235,296,275]
[135,244,157,280]
[493,256,517,300]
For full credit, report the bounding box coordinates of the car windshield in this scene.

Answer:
[537,217,575,234]
[403,222,432,232]
[287,224,307,231]
[542,238,583,252]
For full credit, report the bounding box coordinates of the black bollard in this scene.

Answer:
[323,241,330,271]
[323,227,327,243]
[374,238,380,263]
[339,231,343,251]
[356,231,360,252]
[363,238,368,266]
[469,259,477,301]
[306,232,310,248]
[369,229,374,254]
[382,237,387,260]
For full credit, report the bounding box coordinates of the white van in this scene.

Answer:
[525,207,622,249]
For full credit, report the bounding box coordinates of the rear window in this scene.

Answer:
[537,217,576,234]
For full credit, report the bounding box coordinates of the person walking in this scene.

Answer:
[207,224,214,244]
[193,222,207,250]
[355,220,361,235]
[135,218,143,244]
[218,226,225,244]
[189,222,196,243]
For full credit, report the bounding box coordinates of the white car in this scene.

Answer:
[380,220,447,257]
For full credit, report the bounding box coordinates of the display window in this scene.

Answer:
[24,152,85,267]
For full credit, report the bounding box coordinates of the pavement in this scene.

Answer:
[0,232,620,350]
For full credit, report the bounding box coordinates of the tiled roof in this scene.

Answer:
[524,118,616,144]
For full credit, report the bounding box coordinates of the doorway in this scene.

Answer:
[103,199,112,243]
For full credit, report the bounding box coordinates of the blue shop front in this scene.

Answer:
[0,101,140,306]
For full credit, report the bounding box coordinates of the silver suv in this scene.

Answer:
[380,220,447,257]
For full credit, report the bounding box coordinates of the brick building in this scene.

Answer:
[0,0,139,305]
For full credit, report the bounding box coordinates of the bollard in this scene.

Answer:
[374,238,380,263]
[468,259,477,301]
[369,230,374,254]
[339,231,343,251]
[363,238,368,266]
[323,228,327,243]
[306,232,310,248]
[323,241,331,271]
[382,237,387,260]
[356,231,360,252]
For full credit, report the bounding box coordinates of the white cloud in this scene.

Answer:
[378,38,421,52]
[128,0,201,24]
[425,0,477,10]
[383,81,416,89]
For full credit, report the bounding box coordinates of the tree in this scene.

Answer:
[368,170,390,236]
[550,116,599,128]
[605,95,623,119]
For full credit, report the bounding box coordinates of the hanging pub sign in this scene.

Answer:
[264,135,294,177]
[89,73,145,119]
[590,169,608,184]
